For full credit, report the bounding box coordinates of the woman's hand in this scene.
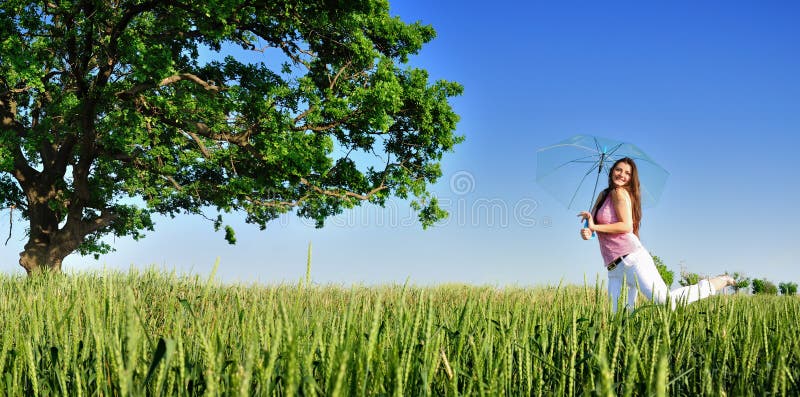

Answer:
[580,228,593,240]
[577,211,595,230]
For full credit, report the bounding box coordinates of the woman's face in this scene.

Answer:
[611,162,632,188]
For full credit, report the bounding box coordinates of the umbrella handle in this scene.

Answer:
[583,219,596,239]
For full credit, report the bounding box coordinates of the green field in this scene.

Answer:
[1,268,797,396]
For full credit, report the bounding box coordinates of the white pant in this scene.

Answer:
[608,245,716,312]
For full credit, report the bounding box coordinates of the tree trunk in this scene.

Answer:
[16,171,116,275]
[19,243,64,274]
[17,192,115,275]
[17,197,73,275]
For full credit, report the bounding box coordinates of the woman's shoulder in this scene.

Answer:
[610,187,631,201]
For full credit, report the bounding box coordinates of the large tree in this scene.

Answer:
[0,0,462,273]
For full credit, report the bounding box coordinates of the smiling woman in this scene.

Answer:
[579,158,736,312]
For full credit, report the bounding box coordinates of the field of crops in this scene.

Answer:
[0,268,798,396]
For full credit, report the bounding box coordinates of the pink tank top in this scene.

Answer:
[595,192,638,266]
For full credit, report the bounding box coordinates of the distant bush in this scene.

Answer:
[679,270,701,287]
[731,272,751,293]
[652,255,674,287]
[779,282,798,296]
[752,278,779,295]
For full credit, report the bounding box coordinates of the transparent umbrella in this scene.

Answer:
[536,135,669,214]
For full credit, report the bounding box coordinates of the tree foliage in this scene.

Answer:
[779,282,798,296]
[731,272,751,293]
[678,270,701,288]
[752,278,778,295]
[0,0,462,273]
[651,254,673,288]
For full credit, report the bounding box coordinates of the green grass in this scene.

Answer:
[0,268,798,396]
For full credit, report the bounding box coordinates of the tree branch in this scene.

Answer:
[123,97,259,159]
[108,1,163,55]
[185,130,211,158]
[5,205,15,246]
[83,209,118,235]
[116,73,223,98]
[59,208,118,244]
[11,145,38,186]
[293,107,315,124]
[0,97,28,138]
[163,175,183,191]
[159,73,222,92]
[329,60,351,90]
[193,121,254,147]
[245,195,308,209]
[53,134,79,175]
[95,145,179,189]
[299,177,387,201]
[96,0,163,91]
[278,41,313,69]
[245,178,389,211]
[0,87,33,97]
[79,0,97,77]
[292,108,365,132]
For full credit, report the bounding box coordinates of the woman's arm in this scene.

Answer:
[580,188,633,234]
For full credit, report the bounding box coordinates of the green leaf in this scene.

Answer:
[144,337,176,385]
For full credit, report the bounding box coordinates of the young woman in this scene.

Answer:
[578,157,735,312]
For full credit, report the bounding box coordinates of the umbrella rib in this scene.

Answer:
[568,157,603,209]
[537,154,602,181]
[536,142,598,153]
[605,143,625,158]
[588,162,604,211]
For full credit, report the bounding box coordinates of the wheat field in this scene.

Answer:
[0,267,797,396]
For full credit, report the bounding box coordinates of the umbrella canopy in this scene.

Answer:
[536,135,669,211]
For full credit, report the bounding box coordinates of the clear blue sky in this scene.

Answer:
[2,0,798,287]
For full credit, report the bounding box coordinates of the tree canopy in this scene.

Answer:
[0,0,463,273]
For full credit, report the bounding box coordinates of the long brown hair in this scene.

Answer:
[591,157,642,237]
